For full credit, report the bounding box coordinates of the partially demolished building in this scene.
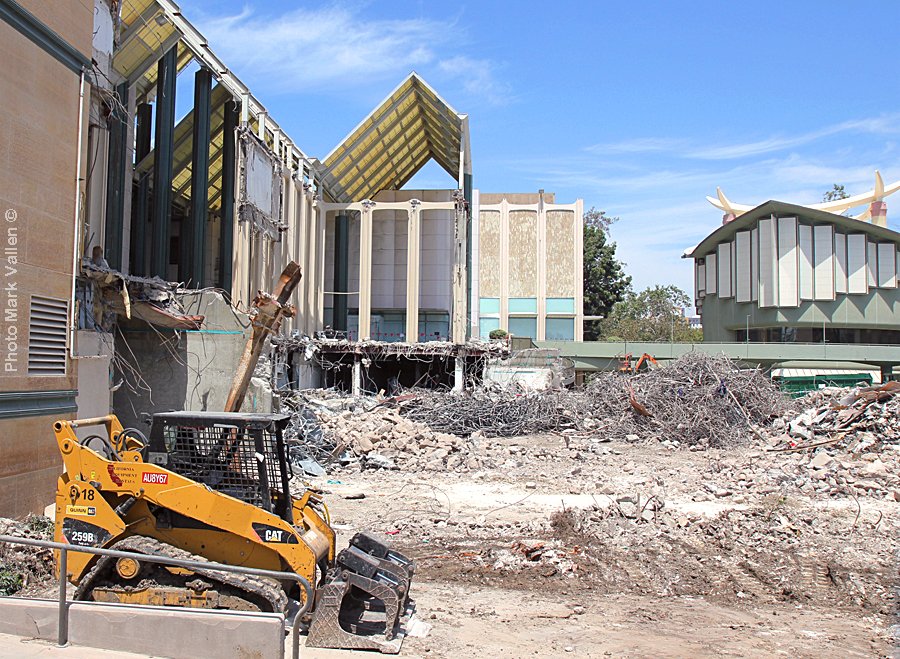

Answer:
[0,0,585,515]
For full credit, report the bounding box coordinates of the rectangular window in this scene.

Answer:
[877,243,897,288]
[717,242,732,298]
[834,233,848,294]
[867,242,878,288]
[508,316,537,339]
[479,297,500,314]
[799,225,814,300]
[759,218,777,307]
[545,317,575,341]
[813,225,834,300]
[847,234,868,294]
[508,298,537,314]
[750,227,758,302]
[695,259,706,297]
[479,317,500,337]
[777,217,799,307]
[735,231,751,303]
[545,298,575,314]
[28,296,68,376]
[705,253,717,295]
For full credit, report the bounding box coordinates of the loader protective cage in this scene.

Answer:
[147,412,294,521]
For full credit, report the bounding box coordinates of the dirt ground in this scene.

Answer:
[315,432,899,658]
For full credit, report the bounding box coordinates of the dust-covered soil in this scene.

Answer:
[313,432,899,658]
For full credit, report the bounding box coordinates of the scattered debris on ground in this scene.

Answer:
[0,515,54,596]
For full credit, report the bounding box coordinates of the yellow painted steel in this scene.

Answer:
[53,416,334,607]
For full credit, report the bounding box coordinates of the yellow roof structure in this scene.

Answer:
[318,73,471,203]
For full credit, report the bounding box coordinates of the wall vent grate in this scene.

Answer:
[28,296,68,376]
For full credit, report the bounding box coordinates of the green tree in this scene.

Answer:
[583,208,631,341]
[600,284,702,342]
[823,184,849,202]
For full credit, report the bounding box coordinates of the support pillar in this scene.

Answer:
[405,200,421,341]
[451,191,468,344]
[881,364,894,383]
[150,45,177,279]
[219,99,238,292]
[130,102,152,276]
[333,213,350,332]
[358,201,374,341]
[188,68,212,287]
[352,357,362,397]
[453,349,465,392]
[104,82,128,270]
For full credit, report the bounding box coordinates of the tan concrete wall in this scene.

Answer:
[479,192,555,205]
[479,210,501,297]
[0,1,92,516]
[546,210,576,297]
[508,210,537,297]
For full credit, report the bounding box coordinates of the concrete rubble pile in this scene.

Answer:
[0,515,54,596]
[280,354,900,502]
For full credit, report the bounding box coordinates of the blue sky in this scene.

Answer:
[176,0,900,299]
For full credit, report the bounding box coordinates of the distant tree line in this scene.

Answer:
[582,207,702,342]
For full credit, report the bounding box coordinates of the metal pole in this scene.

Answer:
[57,547,67,647]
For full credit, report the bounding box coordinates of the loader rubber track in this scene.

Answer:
[74,535,288,613]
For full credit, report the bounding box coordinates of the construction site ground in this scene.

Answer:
[314,432,898,659]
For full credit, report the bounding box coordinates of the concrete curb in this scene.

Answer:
[0,598,285,659]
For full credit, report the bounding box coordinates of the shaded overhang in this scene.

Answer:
[317,72,471,203]
[116,0,308,168]
[683,201,900,259]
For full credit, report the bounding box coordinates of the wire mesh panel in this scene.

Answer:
[149,413,290,515]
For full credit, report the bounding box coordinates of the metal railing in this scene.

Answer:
[0,535,313,659]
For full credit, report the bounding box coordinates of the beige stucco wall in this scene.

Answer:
[546,210,576,297]
[478,210,501,298]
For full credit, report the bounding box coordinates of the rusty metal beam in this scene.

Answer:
[224,261,302,413]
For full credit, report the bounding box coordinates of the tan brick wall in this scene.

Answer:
[0,415,67,516]
[17,0,93,59]
[0,1,90,516]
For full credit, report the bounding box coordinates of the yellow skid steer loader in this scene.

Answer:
[53,412,414,653]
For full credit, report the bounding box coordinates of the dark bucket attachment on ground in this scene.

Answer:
[306,531,416,654]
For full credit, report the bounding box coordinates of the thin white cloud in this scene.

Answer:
[586,137,686,154]
[197,6,453,92]
[437,55,513,106]
[192,4,512,106]
[688,114,900,160]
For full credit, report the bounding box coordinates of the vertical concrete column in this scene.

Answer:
[574,198,585,341]
[131,102,153,276]
[500,198,509,333]
[536,193,547,341]
[219,99,239,293]
[188,68,213,287]
[316,205,327,332]
[352,357,362,397]
[452,192,468,344]
[104,82,129,270]
[358,201,375,340]
[307,201,320,335]
[150,45,177,279]
[298,184,310,334]
[453,349,465,392]
[405,200,421,341]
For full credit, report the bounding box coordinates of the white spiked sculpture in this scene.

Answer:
[707,171,900,225]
